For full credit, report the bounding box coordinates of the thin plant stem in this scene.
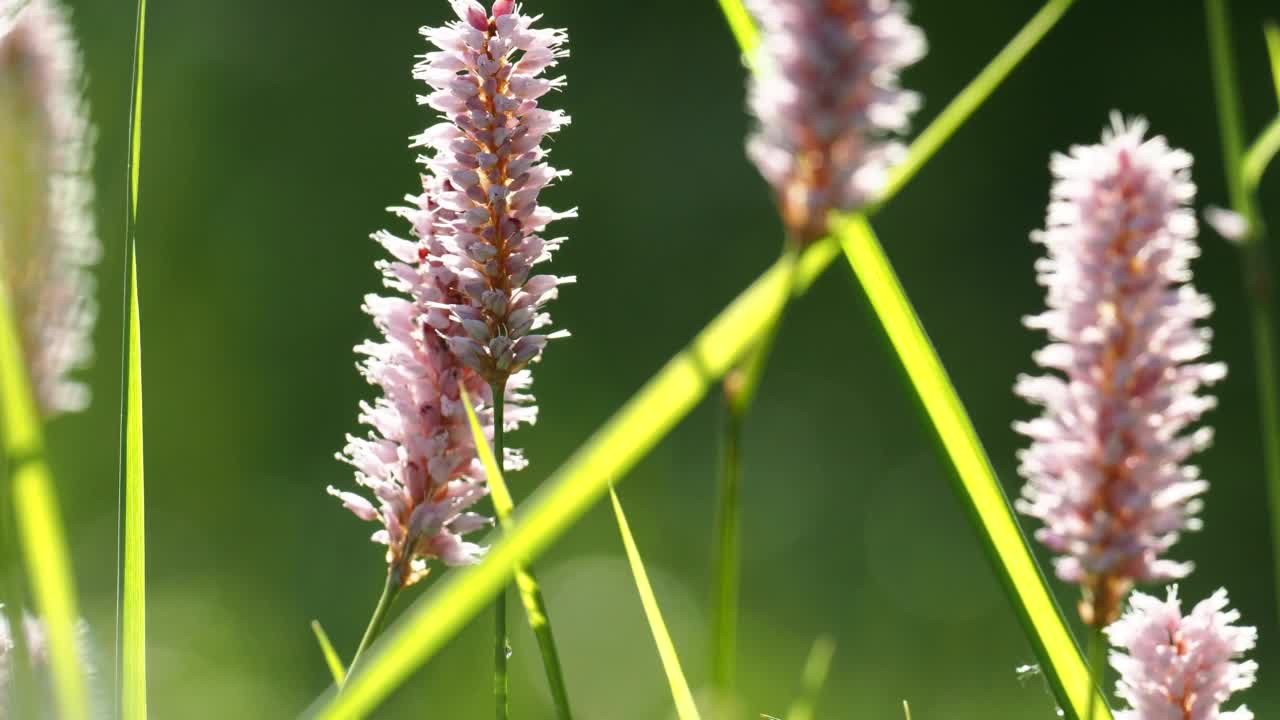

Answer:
[710,244,799,703]
[491,381,509,720]
[1205,0,1280,625]
[345,569,401,685]
[1085,626,1106,720]
[709,392,741,700]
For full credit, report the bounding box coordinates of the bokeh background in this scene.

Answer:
[37,0,1280,717]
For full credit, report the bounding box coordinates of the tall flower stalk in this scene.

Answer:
[333,2,573,714]
[1203,0,1280,628]
[716,0,925,701]
[1016,115,1222,628]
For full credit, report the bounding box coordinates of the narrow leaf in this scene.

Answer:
[834,215,1109,719]
[459,384,574,720]
[608,487,700,720]
[1243,115,1280,191]
[304,0,1068,710]
[1265,22,1280,105]
[119,0,148,717]
[784,635,835,720]
[311,620,347,687]
[715,0,759,62]
[0,282,88,720]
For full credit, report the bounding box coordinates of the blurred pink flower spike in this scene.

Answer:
[1015,114,1225,626]
[1108,587,1257,720]
[745,0,926,243]
[0,0,99,417]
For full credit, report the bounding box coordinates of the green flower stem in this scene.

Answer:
[345,570,401,686]
[710,246,798,702]
[1086,626,1106,720]
[1205,0,1280,625]
[491,382,509,720]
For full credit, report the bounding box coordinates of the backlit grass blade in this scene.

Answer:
[119,0,148,717]
[1243,115,1280,190]
[305,238,832,719]
[1266,22,1280,103]
[460,385,574,720]
[311,620,347,687]
[305,1,1067,710]
[608,487,700,720]
[784,635,835,720]
[715,0,758,62]
[0,281,88,720]
[834,215,1108,719]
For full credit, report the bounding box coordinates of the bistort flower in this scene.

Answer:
[414,0,575,385]
[332,0,567,586]
[745,0,925,243]
[0,0,99,417]
[1108,587,1257,720]
[1015,115,1225,625]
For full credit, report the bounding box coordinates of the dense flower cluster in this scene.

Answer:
[1015,115,1225,625]
[415,0,575,384]
[0,0,98,417]
[333,0,567,586]
[1108,588,1257,720]
[745,0,925,242]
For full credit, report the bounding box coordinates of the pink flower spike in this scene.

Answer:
[0,0,99,417]
[1015,115,1225,625]
[1108,587,1258,720]
[745,0,925,243]
[412,0,573,384]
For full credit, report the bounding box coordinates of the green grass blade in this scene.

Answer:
[460,384,574,720]
[311,620,347,687]
[306,239,831,719]
[0,284,88,720]
[119,0,148,716]
[304,1,1069,710]
[715,0,759,62]
[608,487,700,720]
[1265,22,1280,105]
[120,247,147,719]
[834,215,1108,720]
[1243,115,1280,190]
[784,635,835,720]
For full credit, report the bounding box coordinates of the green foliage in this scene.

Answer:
[310,620,347,687]
[121,1,149,716]
[835,215,1109,719]
[608,487,700,720]
[0,284,87,720]
[784,635,835,720]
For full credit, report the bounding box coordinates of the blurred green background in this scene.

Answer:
[37,0,1280,717]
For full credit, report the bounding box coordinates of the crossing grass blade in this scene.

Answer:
[303,1,1069,712]
[0,285,88,720]
[460,384,574,720]
[119,0,148,716]
[784,635,835,720]
[834,216,1109,719]
[608,487,700,720]
[311,620,347,687]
